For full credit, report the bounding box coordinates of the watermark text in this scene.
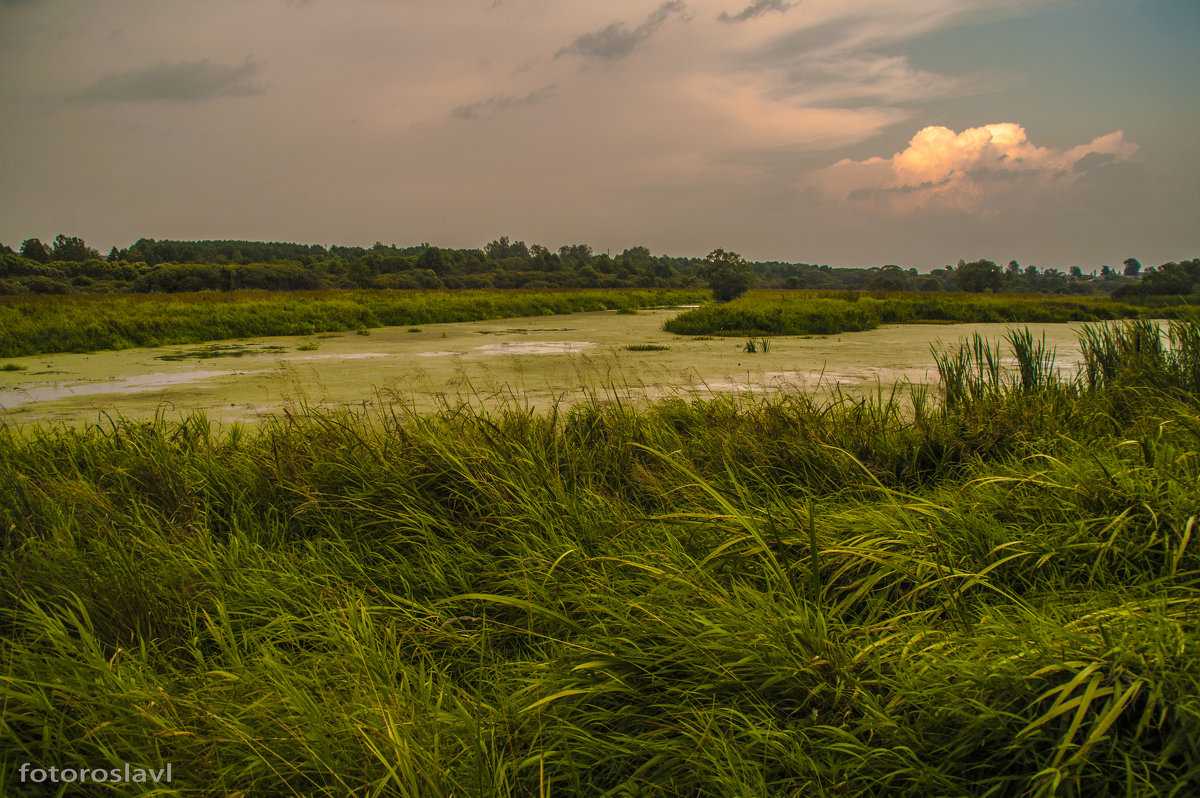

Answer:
[17,762,173,785]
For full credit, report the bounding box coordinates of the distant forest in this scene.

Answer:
[2,234,1196,299]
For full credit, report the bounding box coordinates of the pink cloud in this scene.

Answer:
[808,123,1138,214]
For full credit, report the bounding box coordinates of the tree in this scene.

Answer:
[558,244,593,267]
[621,245,652,263]
[1133,262,1194,295]
[1123,258,1141,277]
[417,246,446,275]
[50,234,101,262]
[485,236,529,261]
[20,238,51,263]
[703,248,753,302]
[866,265,908,292]
[1003,260,1022,286]
[530,244,562,271]
[952,259,1003,293]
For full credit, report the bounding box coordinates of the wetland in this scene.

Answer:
[3,289,1198,796]
[0,306,1095,425]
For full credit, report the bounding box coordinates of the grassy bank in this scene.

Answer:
[663,291,1174,337]
[2,319,1199,796]
[0,288,707,358]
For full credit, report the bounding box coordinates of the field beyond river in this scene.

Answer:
[1,305,1097,426]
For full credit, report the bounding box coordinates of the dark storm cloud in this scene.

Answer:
[555,1,686,62]
[718,0,796,24]
[451,84,557,120]
[69,58,265,104]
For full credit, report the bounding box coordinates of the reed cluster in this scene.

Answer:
[2,318,1199,796]
[1078,317,1200,393]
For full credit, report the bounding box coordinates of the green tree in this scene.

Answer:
[530,244,562,271]
[51,234,101,262]
[953,259,1003,293]
[417,246,446,276]
[558,244,593,267]
[704,248,753,302]
[485,236,529,261]
[20,238,51,263]
[866,265,908,292]
[1123,258,1142,277]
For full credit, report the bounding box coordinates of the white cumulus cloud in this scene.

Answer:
[807,122,1138,214]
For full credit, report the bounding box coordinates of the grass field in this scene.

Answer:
[663,291,1174,337]
[2,317,1199,795]
[0,289,707,358]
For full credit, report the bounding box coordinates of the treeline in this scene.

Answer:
[1,234,1193,299]
[1111,258,1200,300]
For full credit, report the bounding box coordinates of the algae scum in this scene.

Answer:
[0,307,1092,425]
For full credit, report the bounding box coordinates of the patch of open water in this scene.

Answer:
[273,352,392,361]
[471,341,596,355]
[0,370,264,409]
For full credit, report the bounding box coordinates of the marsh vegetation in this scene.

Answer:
[2,314,1198,796]
[663,291,1172,338]
[0,289,706,359]
[0,307,1096,426]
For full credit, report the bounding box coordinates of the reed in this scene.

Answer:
[1079,312,1200,394]
[932,327,1061,407]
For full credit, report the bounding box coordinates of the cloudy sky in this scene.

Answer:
[1,0,1196,269]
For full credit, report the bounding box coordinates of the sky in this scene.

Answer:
[1,0,1197,270]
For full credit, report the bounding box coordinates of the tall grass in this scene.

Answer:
[2,317,1199,795]
[1079,314,1200,393]
[932,328,1059,407]
[0,289,707,358]
[931,313,1200,406]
